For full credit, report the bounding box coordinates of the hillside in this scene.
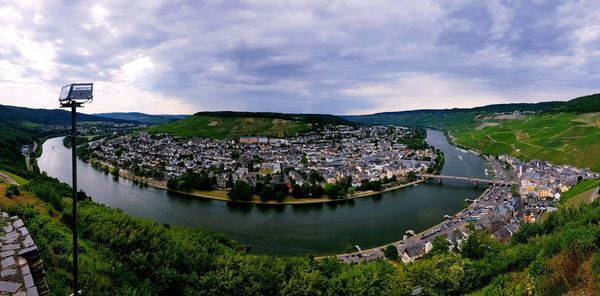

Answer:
[345,101,563,129]
[94,112,188,124]
[0,104,128,174]
[346,94,600,170]
[149,112,356,138]
[554,93,600,113]
[2,167,599,294]
[452,112,600,171]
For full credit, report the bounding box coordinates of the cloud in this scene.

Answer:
[0,0,598,115]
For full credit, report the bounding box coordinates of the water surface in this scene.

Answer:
[37,130,487,255]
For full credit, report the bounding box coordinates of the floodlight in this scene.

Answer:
[58,82,94,296]
[59,83,93,107]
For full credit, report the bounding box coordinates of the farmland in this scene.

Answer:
[452,112,600,171]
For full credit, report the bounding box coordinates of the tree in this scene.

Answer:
[291,184,304,198]
[259,185,274,201]
[309,170,322,184]
[430,236,449,256]
[228,180,253,201]
[407,171,417,182]
[311,185,324,198]
[324,183,342,199]
[384,245,398,260]
[347,187,356,196]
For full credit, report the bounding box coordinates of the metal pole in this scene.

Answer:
[71,103,79,296]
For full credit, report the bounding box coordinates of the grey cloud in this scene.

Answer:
[0,0,598,114]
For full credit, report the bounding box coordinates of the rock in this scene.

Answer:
[23,273,34,288]
[0,244,20,251]
[27,287,39,296]
[17,257,26,267]
[0,280,21,293]
[12,219,24,229]
[17,246,37,256]
[0,250,14,258]
[2,225,13,233]
[20,265,30,275]
[22,235,34,248]
[0,268,16,277]
[1,256,15,269]
[18,228,28,236]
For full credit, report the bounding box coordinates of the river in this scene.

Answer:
[37,130,488,255]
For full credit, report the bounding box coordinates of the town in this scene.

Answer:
[84,125,441,199]
[337,154,599,264]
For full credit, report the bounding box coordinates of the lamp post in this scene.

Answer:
[59,83,93,296]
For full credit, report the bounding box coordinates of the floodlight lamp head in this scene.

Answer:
[59,83,93,107]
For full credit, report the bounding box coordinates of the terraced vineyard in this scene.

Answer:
[149,114,311,138]
[453,112,600,171]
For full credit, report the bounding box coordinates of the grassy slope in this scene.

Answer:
[149,115,311,138]
[452,113,600,171]
[561,179,600,207]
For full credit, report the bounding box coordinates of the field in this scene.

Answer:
[149,115,311,138]
[453,113,600,171]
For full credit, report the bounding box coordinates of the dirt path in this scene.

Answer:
[0,172,18,185]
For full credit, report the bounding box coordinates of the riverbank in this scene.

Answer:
[82,153,431,205]
[320,186,491,260]
[96,158,428,205]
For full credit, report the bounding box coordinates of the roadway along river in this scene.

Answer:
[37,130,488,255]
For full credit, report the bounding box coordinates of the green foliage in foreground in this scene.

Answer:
[3,171,600,295]
[149,115,311,139]
[453,112,600,171]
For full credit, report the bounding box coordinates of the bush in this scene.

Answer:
[384,245,398,260]
[5,184,20,197]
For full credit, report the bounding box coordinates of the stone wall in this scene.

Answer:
[0,212,49,295]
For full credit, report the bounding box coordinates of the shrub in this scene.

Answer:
[5,184,20,197]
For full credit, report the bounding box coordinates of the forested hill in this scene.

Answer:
[345,101,564,129]
[345,93,600,128]
[94,112,188,124]
[149,111,357,138]
[194,111,357,126]
[0,104,129,125]
[0,104,130,174]
[554,93,600,113]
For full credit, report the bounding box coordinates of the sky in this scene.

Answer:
[0,0,599,115]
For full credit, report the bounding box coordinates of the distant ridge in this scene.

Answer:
[194,111,358,126]
[345,93,599,128]
[94,112,189,124]
[150,111,358,139]
[0,104,130,125]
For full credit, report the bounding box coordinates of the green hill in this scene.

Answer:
[345,94,600,170]
[94,112,188,124]
[149,112,355,138]
[554,93,600,113]
[0,104,128,174]
[452,112,600,171]
[345,101,563,129]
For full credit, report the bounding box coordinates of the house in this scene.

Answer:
[492,227,512,243]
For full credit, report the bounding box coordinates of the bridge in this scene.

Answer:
[417,174,515,186]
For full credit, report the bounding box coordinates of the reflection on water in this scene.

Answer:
[37,130,487,255]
